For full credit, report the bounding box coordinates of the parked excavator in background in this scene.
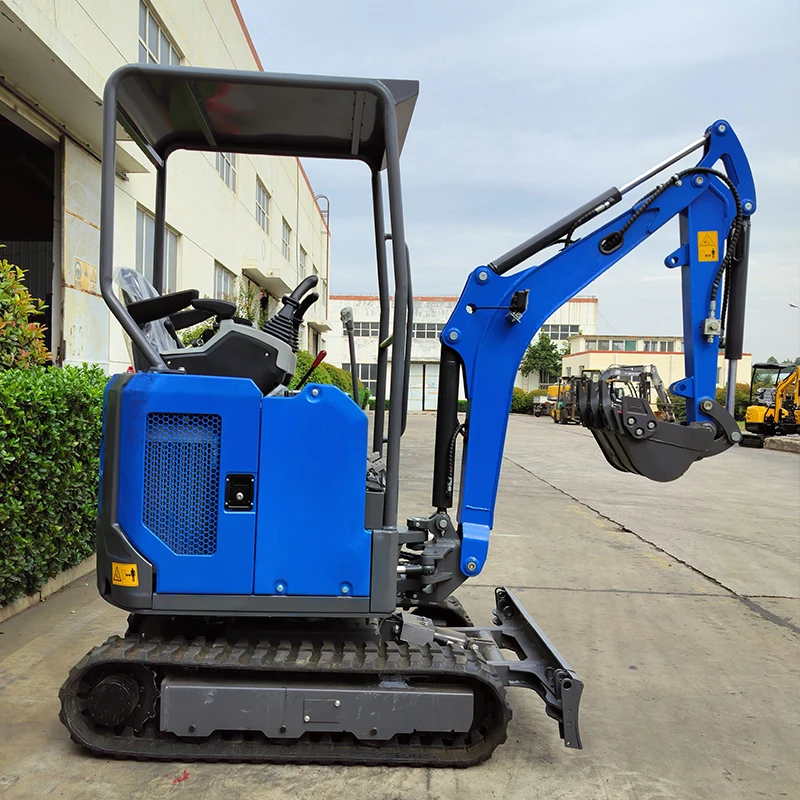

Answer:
[740,362,799,447]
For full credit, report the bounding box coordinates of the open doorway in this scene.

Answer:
[0,114,56,352]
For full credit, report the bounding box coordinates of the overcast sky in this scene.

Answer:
[239,0,799,361]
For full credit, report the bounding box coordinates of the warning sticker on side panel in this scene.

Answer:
[111,562,139,587]
[698,231,719,262]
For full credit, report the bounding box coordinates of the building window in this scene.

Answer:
[343,362,378,394]
[585,339,596,350]
[611,340,624,351]
[597,339,610,351]
[309,328,320,355]
[347,321,380,337]
[138,1,180,65]
[135,206,178,293]
[214,262,236,300]
[625,340,636,351]
[411,322,445,339]
[644,339,677,353]
[281,218,292,260]
[540,324,581,341]
[216,152,236,191]
[255,178,270,232]
[299,247,307,276]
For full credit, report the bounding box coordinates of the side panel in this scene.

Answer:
[117,372,262,594]
[254,384,372,597]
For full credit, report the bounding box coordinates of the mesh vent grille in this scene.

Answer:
[143,412,221,555]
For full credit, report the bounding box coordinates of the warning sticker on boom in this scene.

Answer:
[111,562,139,587]
[698,231,719,262]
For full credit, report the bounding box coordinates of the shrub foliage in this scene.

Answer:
[0,365,108,605]
[0,255,50,369]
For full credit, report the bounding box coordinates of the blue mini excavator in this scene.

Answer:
[59,65,755,766]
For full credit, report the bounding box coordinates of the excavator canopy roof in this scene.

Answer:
[109,64,419,171]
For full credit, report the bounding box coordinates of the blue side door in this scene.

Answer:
[253,384,372,597]
[118,372,262,594]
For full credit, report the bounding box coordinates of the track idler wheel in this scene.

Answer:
[87,674,140,727]
[82,666,158,731]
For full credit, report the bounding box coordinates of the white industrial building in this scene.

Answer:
[326,295,599,411]
[0,0,331,373]
[563,334,752,388]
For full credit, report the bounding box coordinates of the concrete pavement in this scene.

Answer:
[0,414,798,799]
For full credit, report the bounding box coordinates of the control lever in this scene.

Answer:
[340,306,360,407]
[293,292,319,325]
[295,349,327,391]
[261,275,319,352]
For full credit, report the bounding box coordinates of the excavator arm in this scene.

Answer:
[431,120,755,578]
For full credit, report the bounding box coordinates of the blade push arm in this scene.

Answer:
[439,120,755,577]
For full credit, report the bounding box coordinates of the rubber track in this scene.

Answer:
[59,634,512,767]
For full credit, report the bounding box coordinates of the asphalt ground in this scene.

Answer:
[1,413,797,799]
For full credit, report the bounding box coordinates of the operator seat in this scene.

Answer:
[115,268,317,396]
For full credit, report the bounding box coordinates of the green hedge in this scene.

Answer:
[670,383,750,422]
[0,365,108,606]
[717,383,750,421]
[510,387,534,414]
[289,351,367,404]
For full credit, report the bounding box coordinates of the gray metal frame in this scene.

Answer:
[160,678,473,740]
[99,65,419,529]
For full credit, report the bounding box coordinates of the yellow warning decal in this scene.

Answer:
[698,230,719,262]
[111,562,139,587]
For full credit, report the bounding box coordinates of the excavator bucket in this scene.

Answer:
[578,366,738,482]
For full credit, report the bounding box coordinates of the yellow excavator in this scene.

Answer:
[740,362,800,447]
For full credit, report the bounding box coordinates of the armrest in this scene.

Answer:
[127,289,199,325]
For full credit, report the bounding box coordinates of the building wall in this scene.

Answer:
[0,0,331,372]
[327,295,599,409]
[563,337,752,388]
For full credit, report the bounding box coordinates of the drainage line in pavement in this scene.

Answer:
[504,456,800,637]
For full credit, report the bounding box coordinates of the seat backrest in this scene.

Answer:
[115,268,180,368]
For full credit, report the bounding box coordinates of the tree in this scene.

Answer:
[767,356,778,364]
[520,332,562,383]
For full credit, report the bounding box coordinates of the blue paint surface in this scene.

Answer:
[112,375,370,598]
[443,120,754,572]
[253,384,371,597]
[117,372,262,594]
